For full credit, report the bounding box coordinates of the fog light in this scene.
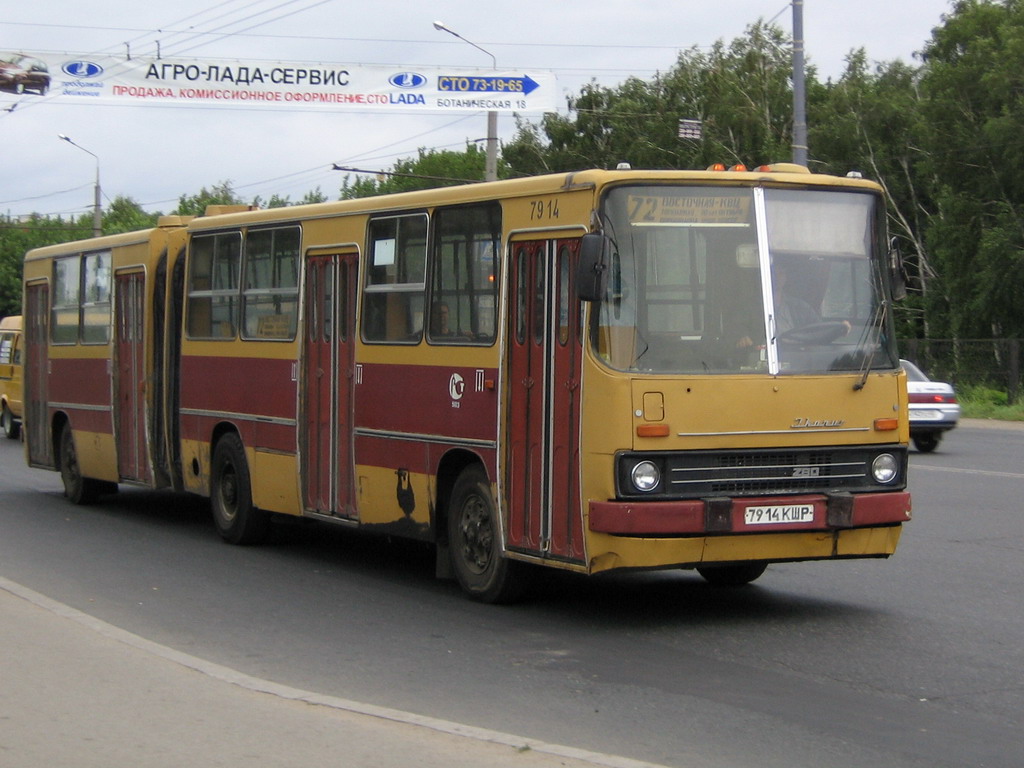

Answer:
[631,460,660,492]
[872,453,899,484]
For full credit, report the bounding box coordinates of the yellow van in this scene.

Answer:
[0,315,22,439]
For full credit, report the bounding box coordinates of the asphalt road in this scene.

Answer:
[0,422,1021,768]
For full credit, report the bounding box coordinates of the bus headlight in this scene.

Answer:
[630,460,661,492]
[872,453,899,484]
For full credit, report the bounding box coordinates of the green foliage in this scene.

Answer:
[917,0,1024,338]
[504,22,795,173]
[339,145,489,199]
[103,196,161,234]
[0,215,92,316]
[174,181,244,216]
[959,383,1024,420]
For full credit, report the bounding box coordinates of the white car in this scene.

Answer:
[902,359,960,452]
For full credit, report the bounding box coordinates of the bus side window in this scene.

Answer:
[362,214,427,343]
[242,226,300,340]
[187,232,242,339]
[52,256,81,344]
[428,202,500,345]
[81,251,112,344]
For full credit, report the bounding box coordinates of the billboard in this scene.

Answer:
[1,52,558,114]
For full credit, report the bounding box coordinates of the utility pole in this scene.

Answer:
[791,0,808,166]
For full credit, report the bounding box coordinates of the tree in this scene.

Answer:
[174,181,244,216]
[251,187,330,209]
[0,215,89,316]
[917,0,1024,338]
[102,196,161,234]
[503,21,796,174]
[339,145,490,199]
[809,53,937,337]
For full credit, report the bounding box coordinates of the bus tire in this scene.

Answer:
[2,404,19,440]
[58,422,106,505]
[696,562,768,586]
[447,466,525,604]
[210,433,269,545]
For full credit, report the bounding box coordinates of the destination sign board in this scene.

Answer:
[626,194,753,225]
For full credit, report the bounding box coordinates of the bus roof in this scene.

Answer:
[23,216,193,263]
[0,315,20,332]
[185,166,883,232]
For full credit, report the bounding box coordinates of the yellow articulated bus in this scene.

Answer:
[23,166,911,602]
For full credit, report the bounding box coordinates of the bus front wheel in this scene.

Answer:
[696,562,768,586]
[210,433,269,545]
[447,466,525,603]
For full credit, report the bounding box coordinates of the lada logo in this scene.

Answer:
[389,72,427,89]
[62,61,104,78]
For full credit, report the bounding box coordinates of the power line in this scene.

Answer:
[163,0,336,57]
[3,20,706,55]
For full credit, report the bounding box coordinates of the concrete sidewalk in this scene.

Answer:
[0,578,663,768]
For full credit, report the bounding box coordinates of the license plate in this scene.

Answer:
[744,504,815,525]
[910,409,942,421]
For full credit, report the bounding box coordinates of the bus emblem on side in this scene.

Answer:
[449,373,465,403]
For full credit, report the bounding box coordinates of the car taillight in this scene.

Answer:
[909,393,957,404]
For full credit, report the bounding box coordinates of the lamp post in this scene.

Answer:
[58,134,102,237]
[433,20,498,182]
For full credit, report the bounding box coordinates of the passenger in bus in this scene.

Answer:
[430,301,473,339]
[430,301,454,336]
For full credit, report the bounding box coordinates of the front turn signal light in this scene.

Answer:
[636,423,670,438]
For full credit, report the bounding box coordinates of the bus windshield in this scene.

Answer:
[593,184,900,375]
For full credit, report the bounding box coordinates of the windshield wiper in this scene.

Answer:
[853,300,887,391]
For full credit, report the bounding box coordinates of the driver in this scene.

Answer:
[735,259,850,349]
[772,261,819,335]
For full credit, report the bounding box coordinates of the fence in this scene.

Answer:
[899,338,1022,403]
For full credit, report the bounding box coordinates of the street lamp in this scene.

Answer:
[433,20,498,182]
[58,134,102,237]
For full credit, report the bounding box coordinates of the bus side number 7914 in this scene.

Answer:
[530,199,560,221]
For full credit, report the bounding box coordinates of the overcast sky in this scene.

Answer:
[2,0,954,219]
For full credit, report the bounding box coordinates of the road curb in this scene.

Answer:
[0,575,670,768]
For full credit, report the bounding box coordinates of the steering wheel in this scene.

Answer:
[776,321,850,345]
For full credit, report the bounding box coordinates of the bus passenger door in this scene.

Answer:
[115,270,149,483]
[506,239,585,563]
[302,251,357,518]
[24,282,50,467]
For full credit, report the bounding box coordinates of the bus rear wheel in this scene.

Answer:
[2,404,19,440]
[447,466,525,603]
[58,423,109,504]
[210,433,269,545]
[696,562,768,586]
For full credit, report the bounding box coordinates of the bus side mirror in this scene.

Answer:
[888,236,907,301]
[577,233,609,302]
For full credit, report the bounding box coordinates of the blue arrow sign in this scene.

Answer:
[437,74,541,95]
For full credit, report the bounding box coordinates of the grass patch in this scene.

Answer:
[958,384,1024,421]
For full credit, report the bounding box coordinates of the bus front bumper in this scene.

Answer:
[589,491,911,536]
